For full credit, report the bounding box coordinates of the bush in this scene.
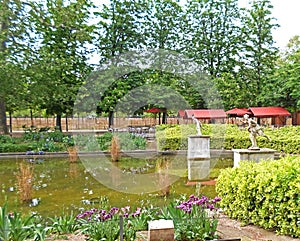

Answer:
[156,124,300,154]
[216,156,300,237]
[97,132,147,151]
[0,143,34,153]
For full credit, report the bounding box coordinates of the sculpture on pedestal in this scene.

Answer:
[243,114,271,150]
[192,114,202,135]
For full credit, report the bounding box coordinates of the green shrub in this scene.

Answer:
[156,124,300,154]
[97,132,147,151]
[216,156,300,237]
[0,143,34,153]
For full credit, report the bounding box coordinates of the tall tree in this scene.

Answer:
[0,0,30,134]
[237,0,278,107]
[144,0,182,50]
[94,0,148,126]
[28,0,95,131]
[182,0,241,78]
[95,0,147,64]
[264,36,300,118]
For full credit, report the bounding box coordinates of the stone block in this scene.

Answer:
[232,148,276,167]
[148,219,174,241]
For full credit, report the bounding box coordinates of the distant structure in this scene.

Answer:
[192,114,202,135]
[243,114,271,149]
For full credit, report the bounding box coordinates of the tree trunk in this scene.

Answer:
[162,112,167,124]
[56,114,62,132]
[0,97,8,134]
[108,111,114,128]
[9,111,12,134]
[65,116,68,132]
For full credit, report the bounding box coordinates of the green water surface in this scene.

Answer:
[0,155,232,217]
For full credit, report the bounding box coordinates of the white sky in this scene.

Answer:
[239,0,300,50]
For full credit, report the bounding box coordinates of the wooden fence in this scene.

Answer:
[6,115,294,133]
[6,117,180,132]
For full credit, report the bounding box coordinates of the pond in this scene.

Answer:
[0,154,232,218]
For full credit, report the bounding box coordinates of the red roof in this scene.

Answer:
[144,107,166,113]
[249,107,291,117]
[177,110,185,118]
[226,108,252,117]
[184,109,226,119]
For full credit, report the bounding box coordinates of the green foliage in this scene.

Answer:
[0,203,37,241]
[158,195,220,241]
[216,156,300,237]
[22,126,72,152]
[97,132,147,151]
[97,132,113,150]
[0,143,33,153]
[76,195,220,241]
[156,124,300,154]
[49,212,79,235]
[266,36,300,111]
[236,0,279,107]
[28,0,94,130]
[156,124,195,151]
[183,0,241,78]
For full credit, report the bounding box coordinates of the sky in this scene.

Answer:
[239,0,300,50]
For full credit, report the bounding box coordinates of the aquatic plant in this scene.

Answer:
[67,146,78,163]
[110,135,120,162]
[16,161,34,203]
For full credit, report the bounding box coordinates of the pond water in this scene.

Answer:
[0,155,232,217]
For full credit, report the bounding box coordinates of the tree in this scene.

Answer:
[264,36,300,120]
[144,0,182,50]
[28,0,95,131]
[237,0,279,107]
[95,0,147,64]
[0,0,30,134]
[94,0,149,125]
[182,0,241,78]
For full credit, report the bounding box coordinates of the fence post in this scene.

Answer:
[119,215,124,241]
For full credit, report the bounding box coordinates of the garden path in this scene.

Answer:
[217,213,300,241]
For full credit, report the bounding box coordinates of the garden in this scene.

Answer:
[0,124,300,240]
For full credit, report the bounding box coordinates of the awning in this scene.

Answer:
[144,107,166,113]
[184,109,227,119]
[249,107,291,118]
[226,108,252,117]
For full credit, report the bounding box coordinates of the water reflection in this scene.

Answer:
[0,156,232,217]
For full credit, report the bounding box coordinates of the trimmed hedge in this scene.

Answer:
[0,143,34,153]
[156,124,300,154]
[216,156,300,237]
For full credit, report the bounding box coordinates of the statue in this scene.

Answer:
[192,114,202,135]
[243,114,271,150]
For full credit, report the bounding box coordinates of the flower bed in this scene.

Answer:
[0,195,221,241]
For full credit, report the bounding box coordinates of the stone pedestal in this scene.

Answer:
[148,219,174,241]
[187,135,210,180]
[187,135,210,159]
[233,148,276,167]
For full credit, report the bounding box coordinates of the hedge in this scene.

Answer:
[216,156,300,237]
[156,124,300,154]
[0,143,34,153]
